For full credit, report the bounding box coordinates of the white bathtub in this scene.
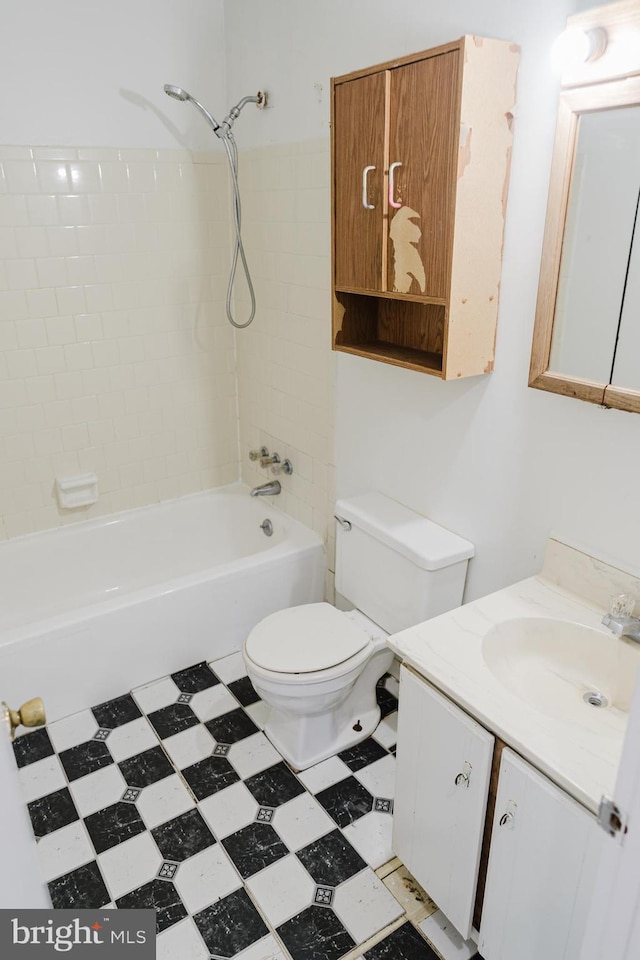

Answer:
[0,485,325,723]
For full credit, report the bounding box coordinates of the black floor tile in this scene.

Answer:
[28,787,79,838]
[339,737,388,772]
[227,675,260,707]
[194,888,269,956]
[205,707,259,744]
[92,693,142,730]
[245,761,305,808]
[181,755,240,801]
[117,878,188,933]
[316,776,374,828]
[58,740,113,782]
[12,727,54,768]
[152,809,216,862]
[171,661,221,694]
[376,687,398,719]
[364,921,441,959]
[84,801,147,854]
[296,829,366,887]
[48,860,110,909]
[222,822,289,879]
[278,905,356,960]
[147,702,200,739]
[118,745,174,787]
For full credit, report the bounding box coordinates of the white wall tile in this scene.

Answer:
[0,144,238,538]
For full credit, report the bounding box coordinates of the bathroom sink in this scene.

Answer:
[482,617,640,721]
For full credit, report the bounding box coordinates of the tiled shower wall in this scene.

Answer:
[0,145,238,539]
[236,140,337,591]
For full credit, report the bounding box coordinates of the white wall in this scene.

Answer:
[224,0,640,601]
[0,0,226,150]
[0,1,238,539]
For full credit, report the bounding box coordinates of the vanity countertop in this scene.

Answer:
[388,557,636,814]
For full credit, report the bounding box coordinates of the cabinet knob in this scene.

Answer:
[454,760,472,788]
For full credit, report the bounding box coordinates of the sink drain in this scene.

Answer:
[583,691,609,708]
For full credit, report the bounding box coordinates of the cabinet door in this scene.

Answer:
[479,749,603,960]
[333,71,387,292]
[393,666,494,940]
[387,51,460,299]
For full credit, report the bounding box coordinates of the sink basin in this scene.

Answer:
[482,617,640,721]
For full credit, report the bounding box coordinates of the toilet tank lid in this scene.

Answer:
[335,493,474,571]
[245,602,371,673]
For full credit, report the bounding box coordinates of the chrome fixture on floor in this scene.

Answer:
[163,84,267,330]
[250,481,282,497]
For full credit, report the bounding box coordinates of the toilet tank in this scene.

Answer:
[334,493,474,635]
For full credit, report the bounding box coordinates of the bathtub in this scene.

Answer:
[0,485,325,724]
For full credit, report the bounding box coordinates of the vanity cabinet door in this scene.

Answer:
[479,749,603,960]
[393,665,494,940]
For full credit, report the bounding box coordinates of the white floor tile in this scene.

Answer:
[156,918,209,960]
[227,732,281,780]
[419,909,477,959]
[236,935,288,960]
[68,764,128,818]
[48,711,97,752]
[162,725,215,770]
[354,754,396,799]
[272,793,335,852]
[372,713,398,750]
[98,831,162,900]
[18,755,66,803]
[198,781,258,839]
[342,811,394,870]
[173,844,241,914]
[333,867,404,944]
[137,774,194,830]
[106,717,159,762]
[132,677,180,714]
[244,700,269,730]
[190,684,239,723]
[211,651,246,685]
[296,755,351,794]
[246,855,315,928]
[36,821,94,883]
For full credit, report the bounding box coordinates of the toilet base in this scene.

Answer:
[264,702,382,772]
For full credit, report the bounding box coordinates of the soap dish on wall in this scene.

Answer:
[55,473,98,509]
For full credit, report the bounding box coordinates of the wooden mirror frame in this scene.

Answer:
[529,0,640,414]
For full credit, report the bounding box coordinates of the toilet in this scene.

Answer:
[243,492,474,770]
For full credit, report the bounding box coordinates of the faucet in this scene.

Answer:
[250,480,281,497]
[602,611,640,643]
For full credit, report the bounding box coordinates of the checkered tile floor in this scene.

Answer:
[13,653,475,960]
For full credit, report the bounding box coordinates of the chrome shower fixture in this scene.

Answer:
[163,83,268,329]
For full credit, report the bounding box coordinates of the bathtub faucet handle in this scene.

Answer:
[249,446,270,461]
[271,459,293,476]
[260,453,280,468]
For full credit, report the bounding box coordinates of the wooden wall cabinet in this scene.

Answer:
[331,37,519,378]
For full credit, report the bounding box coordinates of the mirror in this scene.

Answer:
[530,1,640,414]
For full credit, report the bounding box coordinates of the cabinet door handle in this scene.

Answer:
[362,165,376,210]
[389,161,403,208]
[499,812,513,827]
[454,760,472,788]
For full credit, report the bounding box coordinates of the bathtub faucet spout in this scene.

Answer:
[250,480,281,497]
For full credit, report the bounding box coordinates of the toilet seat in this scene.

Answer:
[244,602,371,674]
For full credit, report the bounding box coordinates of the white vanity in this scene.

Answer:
[389,540,640,959]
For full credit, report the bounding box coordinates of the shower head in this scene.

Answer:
[163,83,221,134]
[163,84,189,101]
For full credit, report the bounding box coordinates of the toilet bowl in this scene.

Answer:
[243,603,393,770]
[242,492,474,772]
